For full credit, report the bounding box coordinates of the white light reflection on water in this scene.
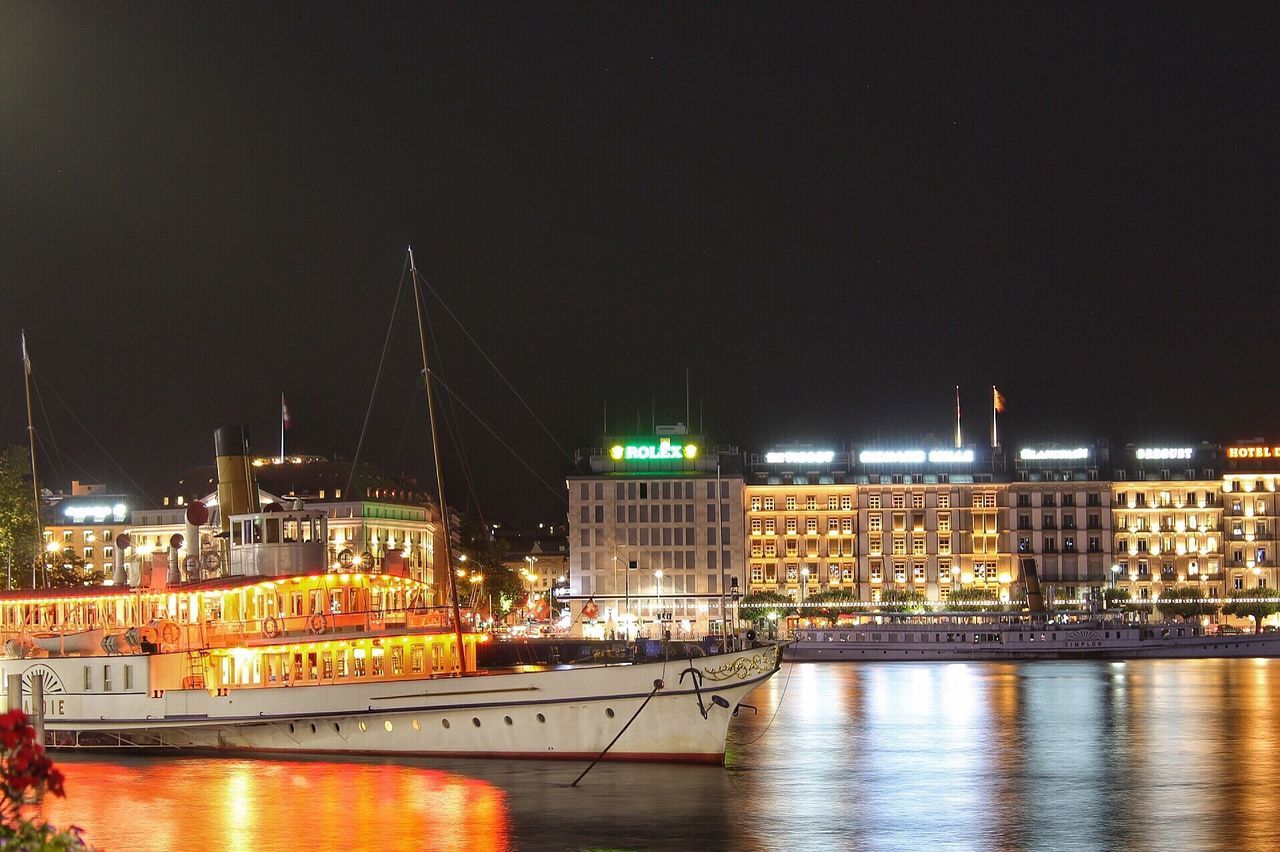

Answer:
[34,659,1280,851]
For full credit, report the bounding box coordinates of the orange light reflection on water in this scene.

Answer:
[36,756,511,852]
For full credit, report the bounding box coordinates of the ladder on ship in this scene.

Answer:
[184,650,209,689]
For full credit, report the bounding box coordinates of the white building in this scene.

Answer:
[566,427,744,639]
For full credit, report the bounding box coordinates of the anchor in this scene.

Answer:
[679,666,731,719]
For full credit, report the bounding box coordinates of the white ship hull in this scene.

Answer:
[786,624,1280,662]
[8,645,781,764]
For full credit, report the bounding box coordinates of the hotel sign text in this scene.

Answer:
[1228,446,1280,459]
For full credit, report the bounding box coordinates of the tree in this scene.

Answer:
[0,445,41,590]
[1103,587,1136,612]
[739,591,791,625]
[1156,586,1215,622]
[805,590,859,625]
[1222,587,1280,634]
[877,587,927,619]
[946,586,1001,611]
[455,518,523,619]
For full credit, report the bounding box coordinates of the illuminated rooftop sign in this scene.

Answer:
[1136,447,1193,460]
[765,450,835,464]
[1228,446,1280,459]
[859,449,973,464]
[63,503,128,523]
[609,439,698,461]
[1020,448,1089,461]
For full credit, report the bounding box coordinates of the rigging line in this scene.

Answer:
[416,272,573,462]
[32,371,149,498]
[29,380,72,488]
[428,371,567,505]
[419,286,486,528]
[346,253,411,498]
[736,658,796,747]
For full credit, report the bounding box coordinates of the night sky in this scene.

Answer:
[2,3,1278,523]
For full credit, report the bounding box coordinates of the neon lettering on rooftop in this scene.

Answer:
[765,451,835,464]
[609,439,698,461]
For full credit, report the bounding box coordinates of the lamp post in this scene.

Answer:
[525,554,539,619]
[950,565,961,602]
[655,569,664,637]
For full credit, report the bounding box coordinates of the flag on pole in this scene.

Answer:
[991,386,1005,448]
[954,386,962,448]
[993,387,1006,413]
[21,331,31,375]
[281,395,291,430]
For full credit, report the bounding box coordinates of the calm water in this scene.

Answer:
[35,659,1280,851]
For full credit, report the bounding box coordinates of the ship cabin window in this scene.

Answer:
[307,653,318,680]
[84,666,92,691]
[265,518,280,544]
[322,653,334,679]
[336,653,348,678]
[309,590,322,614]
[103,665,112,692]
[267,656,281,682]
[371,649,385,677]
[290,593,304,617]
[124,665,134,690]
[411,645,425,673]
[353,649,367,677]
[391,647,404,675]
[293,654,304,681]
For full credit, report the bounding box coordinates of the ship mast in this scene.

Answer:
[407,248,469,673]
[20,331,44,587]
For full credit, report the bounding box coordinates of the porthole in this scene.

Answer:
[503,716,513,726]
[310,723,317,734]
[536,713,546,724]
[605,708,615,719]
[472,717,481,728]
[384,720,394,733]
[442,719,451,729]
[358,721,367,732]
[412,719,422,732]
[288,723,295,734]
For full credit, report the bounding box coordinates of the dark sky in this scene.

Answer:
[2,3,1279,523]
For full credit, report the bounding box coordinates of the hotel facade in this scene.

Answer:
[565,431,1280,634]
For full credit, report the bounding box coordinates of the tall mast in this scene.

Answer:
[407,249,468,673]
[21,332,44,587]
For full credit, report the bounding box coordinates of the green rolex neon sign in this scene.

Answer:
[610,439,698,461]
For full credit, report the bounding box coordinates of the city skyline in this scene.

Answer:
[3,4,1279,523]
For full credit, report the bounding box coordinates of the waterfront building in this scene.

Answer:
[1109,444,1224,602]
[1222,440,1280,593]
[496,524,570,617]
[566,427,744,638]
[743,448,857,602]
[1010,444,1112,603]
[851,446,1011,603]
[41,481,135,579]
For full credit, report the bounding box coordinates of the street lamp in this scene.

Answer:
[655,569,664,635]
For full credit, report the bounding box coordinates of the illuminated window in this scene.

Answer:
[892,493,905,509]
[764,541,777,558]
[870,561,883,583]
[806,517,818,535]
[912,537,926,556]
[828,495,839,511]
[786,564,798,582]
[751,518,762,535]
[786,517,797,535]
[868,494,881,510]
[939,534,952,555]
[869,533,882,555]
[912,492,924,510]
[938,512,951,532]
[751,563,763,583]
[913,563,926,583]
[841,517,853,534]
[806,495,817,511]
[893,562,907,583]
[938,492,950,509]
[765,518,776,535]
[868,514,882,532]
[785,539,798,557]
[763,496,774,511]
[892,536,906,556]
[828,518,840,534]
[751,496,761,511]
[391,647,404,676]
[786,496,797,511]
[841,495,853,511]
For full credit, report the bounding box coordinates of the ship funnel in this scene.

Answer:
[215,425,261,531]
[1020,557,1046,616]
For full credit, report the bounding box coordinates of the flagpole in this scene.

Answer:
[954,385,962,448]
[21,332,45,586]
[280,393,285,462]
[991,386,998,448]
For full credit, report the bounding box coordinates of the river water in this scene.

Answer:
[34,659,1280,851]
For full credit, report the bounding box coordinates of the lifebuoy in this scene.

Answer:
[158,621,181,645]
[202,552,221,571]
[582,599,599,620]
[262,616,282,639]
[306,613,328,635]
